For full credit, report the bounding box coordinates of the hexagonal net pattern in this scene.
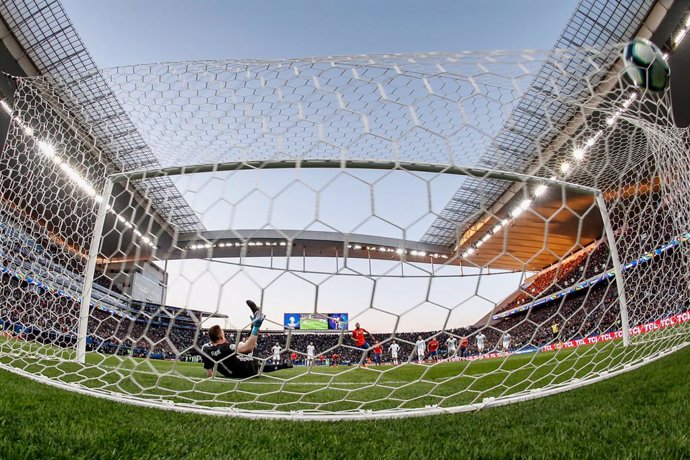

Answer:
[0,44,689,420]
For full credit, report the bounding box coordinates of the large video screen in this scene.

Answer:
[283,313,349,330]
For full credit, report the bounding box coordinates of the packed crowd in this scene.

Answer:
[499,242,612,315]
[0,273,78,346]
[244,279,621,364]
[1,224,85,283]
[0,271,199,358]
[87,308,199,359]
[0,211,125,302]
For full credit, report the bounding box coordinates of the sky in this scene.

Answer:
[62,0,578,65]
[61,0,580,332]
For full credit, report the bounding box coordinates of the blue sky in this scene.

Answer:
[62,0,578,65]
[62,0,580,332]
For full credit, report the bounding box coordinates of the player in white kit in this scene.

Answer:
[476,332,486,354]
[271,343,281,364]
[502,333,511,352]
[306,342,316,366]
[415,336,425,364]
[389,340,400,365]
[445,337,457,358]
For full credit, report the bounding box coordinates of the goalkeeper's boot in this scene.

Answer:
[246,299,260,315]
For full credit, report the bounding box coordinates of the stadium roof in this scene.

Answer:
[0,0,205,234]
[449,0,690,269]
[421,0,661,247]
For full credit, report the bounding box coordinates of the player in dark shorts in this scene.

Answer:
[200,300,292,378]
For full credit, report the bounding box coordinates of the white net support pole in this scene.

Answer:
[595,192,631,347]
[76,178,113,364]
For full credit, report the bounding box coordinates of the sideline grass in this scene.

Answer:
[0,344,688,459]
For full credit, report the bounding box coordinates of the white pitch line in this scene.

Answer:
[232,380,414,386]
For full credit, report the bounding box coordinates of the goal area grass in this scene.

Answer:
[0,343,688,459]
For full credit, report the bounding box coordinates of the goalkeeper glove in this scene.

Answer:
[250,311,265,336]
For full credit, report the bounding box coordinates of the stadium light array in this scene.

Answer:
[0,98,158,249]
[186,240,450,260]
[668,12,690,49]
[510,206,526,219]
[188,241,284,251]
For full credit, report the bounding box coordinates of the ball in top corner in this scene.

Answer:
[622,38,670,92]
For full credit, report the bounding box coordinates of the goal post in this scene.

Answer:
[76,178,113,364]
[595,192,631,347]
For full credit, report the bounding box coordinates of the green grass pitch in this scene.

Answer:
[297,317,328,330]
[0,327,687,412]
[0,324,689,459]
[0,337,654,413]
[0,326,687,416]
[0,344,687,458]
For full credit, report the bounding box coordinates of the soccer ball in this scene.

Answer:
[622,38,670,92]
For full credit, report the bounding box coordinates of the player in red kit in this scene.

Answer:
[460,336,469,358]
[373,343,383,365]
[351,322,375,349]
[428,337,440,362]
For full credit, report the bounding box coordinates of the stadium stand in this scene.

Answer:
[1,207,688,366]
[498,241,612,315]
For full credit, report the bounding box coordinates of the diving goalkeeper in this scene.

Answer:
[200,300,292,378]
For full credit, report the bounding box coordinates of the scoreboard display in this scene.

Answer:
[283,313,348,330]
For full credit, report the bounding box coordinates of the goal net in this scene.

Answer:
[0,44,688,420]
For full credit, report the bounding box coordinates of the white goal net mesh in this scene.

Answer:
[0,44,688,419]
